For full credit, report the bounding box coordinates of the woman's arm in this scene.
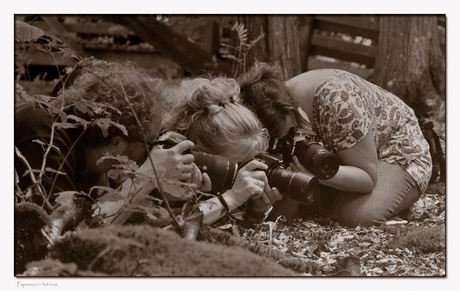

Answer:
[291,132,378,193]
[198,192,235,224]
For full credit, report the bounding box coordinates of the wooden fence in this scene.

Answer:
[304,15,446,71]
[16,15,446,79]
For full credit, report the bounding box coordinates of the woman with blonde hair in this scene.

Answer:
[162,76,283,224]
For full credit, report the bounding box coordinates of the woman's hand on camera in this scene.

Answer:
[251,187,283,213]
[186,164,212,192]
[225,160,278,206]
[138,137,195,181]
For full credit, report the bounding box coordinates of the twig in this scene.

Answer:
[129,259,148,276]
[117,79,181,228]
[14,146,38,185]
[15,146,54,212]
[87,245,112,272]
[47,122,90,197]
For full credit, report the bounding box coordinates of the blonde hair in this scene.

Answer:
[162,76,268,162]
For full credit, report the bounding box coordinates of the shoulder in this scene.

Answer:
[16,102,50,118]
[287,69,338,90]
[15,103,56,144]
[286,69,338,110]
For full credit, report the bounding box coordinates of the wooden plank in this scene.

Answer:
[311,34,378,57]
[310,46,376,68]
[310,34,378,67]
[314,16,380,41]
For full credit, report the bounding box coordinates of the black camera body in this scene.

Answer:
[270,127,340,180]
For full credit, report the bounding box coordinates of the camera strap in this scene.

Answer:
[297,107,316,137]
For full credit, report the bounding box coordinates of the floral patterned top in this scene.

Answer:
[310,70,432,192]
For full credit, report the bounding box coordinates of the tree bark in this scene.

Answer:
[236,15,302,79]
[369,15,445,117]
[297,15,316,72]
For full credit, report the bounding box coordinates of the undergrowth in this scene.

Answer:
[386,226,445,254]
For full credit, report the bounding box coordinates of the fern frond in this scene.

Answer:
[232,22,248,44]
[219,43,236,50]
[222,55,244,66]
[246,33,265,50]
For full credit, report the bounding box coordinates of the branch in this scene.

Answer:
[105,15,232,75]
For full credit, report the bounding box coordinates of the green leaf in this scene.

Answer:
[93,118,128,137]
[73,102,92,115]
[66,114,91,127]
[15,20,45,42]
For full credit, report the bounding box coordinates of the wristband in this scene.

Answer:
[217,194,230,213]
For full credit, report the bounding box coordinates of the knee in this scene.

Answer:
[331,202,388,228]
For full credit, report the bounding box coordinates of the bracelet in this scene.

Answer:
[217,194,230,213]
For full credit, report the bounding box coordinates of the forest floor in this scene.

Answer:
[213,180,446,277]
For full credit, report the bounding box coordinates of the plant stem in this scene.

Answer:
[117,80,181,228]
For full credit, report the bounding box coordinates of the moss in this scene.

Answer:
[15,202,51,275]
[49,224,298,276]
[386,226,445,254]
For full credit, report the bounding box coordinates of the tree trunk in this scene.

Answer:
[297,15,315,72]
[235,15,302,79]
[369,15,445,117]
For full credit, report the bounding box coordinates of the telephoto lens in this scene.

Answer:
[293,141,340,180]
[256,153,319,205]
[191,151,239,194]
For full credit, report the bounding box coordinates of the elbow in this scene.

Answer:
[363,179,377,193]
[356,167,378,193]
[364,170,378,193]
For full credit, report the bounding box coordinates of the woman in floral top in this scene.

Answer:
[238,62,432,227]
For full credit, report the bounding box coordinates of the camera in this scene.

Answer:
[194,151,318,205]
[191,151,239,194]
[255,152,318,205]
[154,139,238,194]
[270,127,340,180]
[157,139,317,205]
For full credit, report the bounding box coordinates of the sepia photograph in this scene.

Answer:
[9,3,452,288]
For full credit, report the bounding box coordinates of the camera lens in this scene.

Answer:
[294,141,340,180]
[256,153,318,205]
[191,151,238,194]
[266,167,318,205]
